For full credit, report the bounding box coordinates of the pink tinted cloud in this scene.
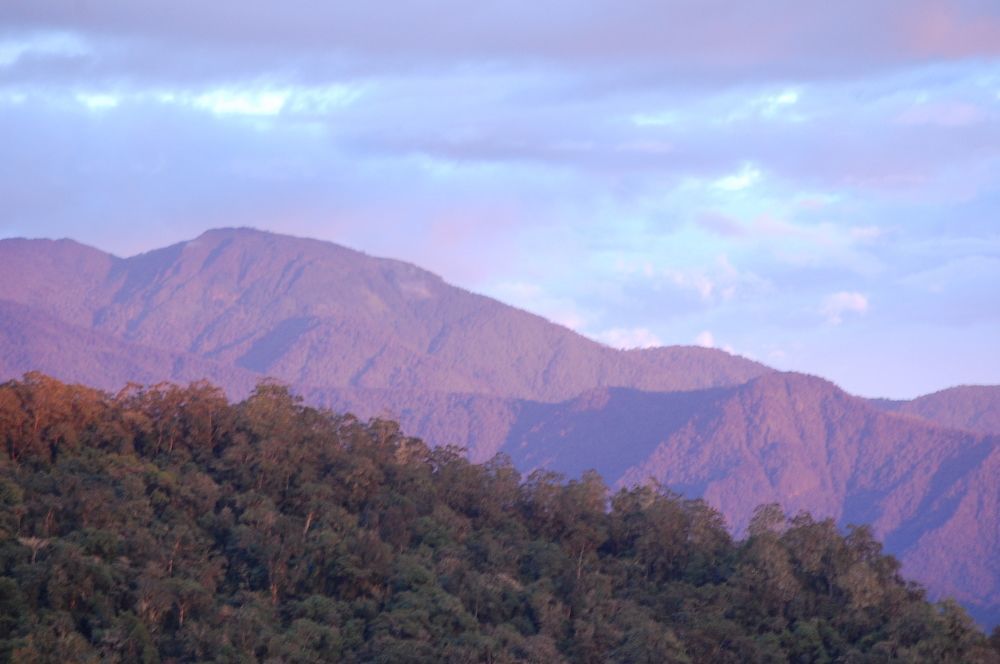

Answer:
[1,1,998,86]
[897,102,987,127]
[902,0,1000,58]
[696,211,745,237]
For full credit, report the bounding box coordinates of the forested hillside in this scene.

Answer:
[1,374,997,663]
[873,386,1000,436]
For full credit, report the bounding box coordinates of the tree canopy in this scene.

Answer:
[0,373,996,662]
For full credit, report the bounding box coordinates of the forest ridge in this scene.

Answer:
[0,373,997,662]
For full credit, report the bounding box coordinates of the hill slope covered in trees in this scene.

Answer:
[873,386,1000,436]
[1,374,998,663]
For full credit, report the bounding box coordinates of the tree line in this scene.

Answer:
[0,372,997,662]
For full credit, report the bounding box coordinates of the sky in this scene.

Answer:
[1,1,998,399]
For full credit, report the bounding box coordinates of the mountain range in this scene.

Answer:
[1,227,996,625]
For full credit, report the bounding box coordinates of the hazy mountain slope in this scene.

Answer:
[306,386,726,467]
[0,228,769,401]
[899,443,1000,627]
[489,372,999,619]
[0,238,117,327]
[306,386,521,462]
[874,386,1000,436]
[0,299,262,395]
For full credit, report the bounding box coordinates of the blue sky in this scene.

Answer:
[1,1,998,398]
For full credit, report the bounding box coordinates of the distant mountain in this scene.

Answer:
[492,374,999,620]
[873,386,1000,436]
[0,299,261,395]
[1,228,997,625]
[0,228,768,401]
[301,374,999,624]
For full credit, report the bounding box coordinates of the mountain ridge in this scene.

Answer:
[0,227,996,625]
[0,227,771,401]
[872,385,1000,436]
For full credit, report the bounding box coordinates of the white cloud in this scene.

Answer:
[774,90,799,105]
[756,88,800,115]
[0,90,27,106]
[714,163,762,191]
[665,269,716,300]
[194,88,290,116]
[661,255,769,302]
[630,111,678,127]
[632,88,800,132]
[821,291,869,324]
[285,84,366,113]
[146,83,365,116]
[694,330,715,348]
[0,31,90,67]
[76,92,120,110]
[595,327,662,350]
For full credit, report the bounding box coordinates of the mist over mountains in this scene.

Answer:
[1,227,997,625]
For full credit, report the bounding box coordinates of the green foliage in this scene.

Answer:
[0,374,996,663]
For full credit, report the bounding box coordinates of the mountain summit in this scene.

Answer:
[0,228,767,400]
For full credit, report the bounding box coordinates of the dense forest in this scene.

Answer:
[0,373,997,663]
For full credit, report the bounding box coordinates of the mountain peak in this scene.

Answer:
[2,229,770,401]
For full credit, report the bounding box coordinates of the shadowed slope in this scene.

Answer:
[488,372,999,620]
[874,386,1000,436]
[0,238,117,327]
[0,299,262,396]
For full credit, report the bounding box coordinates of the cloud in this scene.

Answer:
[658,255,771,303]
[595,327,662,350]
[665,269,717,301]
[75,91,119,110]
[896,101,986,127]
[696,211,745,237]
[821,291,870,324]
[193,89,288,116]
[0,30,90,66]
[901,255,1000,294]
[694,330,715,348]
[3,1,999,88]
[713,163,762,191]
[630,111,678,127]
